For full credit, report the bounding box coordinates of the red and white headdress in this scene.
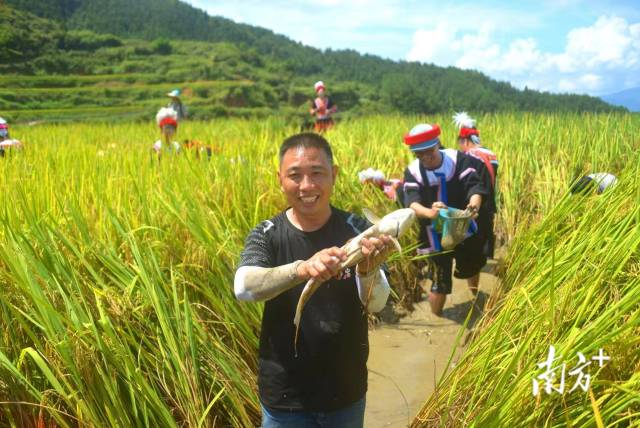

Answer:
[156,107,178,129]
[404,123,441,152]
[314,81,326,93]
[453,111,480,143]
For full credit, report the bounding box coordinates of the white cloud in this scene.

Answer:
[580,73,603,90]
[555,16,638,72]
[185,1,640,95]
[406,15,640,94]
[189,0,407,59]
[558,79,577,92]
[406,24,456,64]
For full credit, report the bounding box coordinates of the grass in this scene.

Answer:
[0,113,637,426]
[412,114,640,427]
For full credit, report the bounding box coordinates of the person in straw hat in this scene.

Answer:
[309,81,337,132]
[401,123,488,315]
[166,89,187,120]
[0,117,23,157]
[453,112,499,258]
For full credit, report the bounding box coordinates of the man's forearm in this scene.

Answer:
[234,261,303,302]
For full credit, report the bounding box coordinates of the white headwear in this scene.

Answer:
[156,107,178,126]
[358,168,386,183]
[452,112,476,129]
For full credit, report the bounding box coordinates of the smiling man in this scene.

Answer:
[234,132,393,427]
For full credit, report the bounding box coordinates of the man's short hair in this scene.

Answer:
[279,132,333,166]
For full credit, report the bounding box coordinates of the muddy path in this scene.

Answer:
[365,264,499,427]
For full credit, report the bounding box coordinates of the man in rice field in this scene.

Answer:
[235,132,393,427]
[309,81,338,133]
[182,139,215,160]
[402,123,488,315]
[453,112,499,258]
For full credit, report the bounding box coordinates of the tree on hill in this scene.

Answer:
[1,0,626,115]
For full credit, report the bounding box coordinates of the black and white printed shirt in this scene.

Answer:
[238,207,372,412]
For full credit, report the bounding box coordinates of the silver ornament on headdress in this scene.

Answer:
[452,111,476,129]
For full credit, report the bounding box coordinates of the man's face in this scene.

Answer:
[317,89,325,97]
[414,146,443,170]
[278,146,337,218]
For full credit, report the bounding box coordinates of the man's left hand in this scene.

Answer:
[356,235,394,275]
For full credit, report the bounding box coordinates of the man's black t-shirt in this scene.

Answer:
[238,207,371,412]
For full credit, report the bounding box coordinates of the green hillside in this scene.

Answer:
[0,0,624,123]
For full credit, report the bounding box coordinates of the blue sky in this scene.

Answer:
[185,0,640,96]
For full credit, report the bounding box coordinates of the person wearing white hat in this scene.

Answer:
[153,107,181,157]
[0,117,23,157]
[401,123,488,315]
[309,81,337,132]
[570,173,617,195]
[166,89,187,120]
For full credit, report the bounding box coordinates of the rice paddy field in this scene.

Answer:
[0,113,638,427]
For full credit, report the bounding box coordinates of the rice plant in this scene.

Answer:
[0,113,637,426]
[412,115,640,427]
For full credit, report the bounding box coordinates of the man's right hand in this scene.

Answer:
[298,247,347,282]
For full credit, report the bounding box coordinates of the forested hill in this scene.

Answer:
[1,0,624,122]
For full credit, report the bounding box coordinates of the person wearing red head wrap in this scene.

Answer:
[453,112,498,258]
[309,81,338,133]
[402,123,489,315]
[0,117,23,157]
[153,108,181,157]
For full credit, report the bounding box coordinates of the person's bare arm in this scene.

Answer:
[466,194,482,217]
[409,202,443,220]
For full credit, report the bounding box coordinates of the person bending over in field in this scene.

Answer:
[453,112,499,258]
[182,139,217,160]
[570,173,617,195]
[153,108,181,158]
[0,117,23,158]
[309,81,337,133]
[402,123,488,316]
[235,132,394,428]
